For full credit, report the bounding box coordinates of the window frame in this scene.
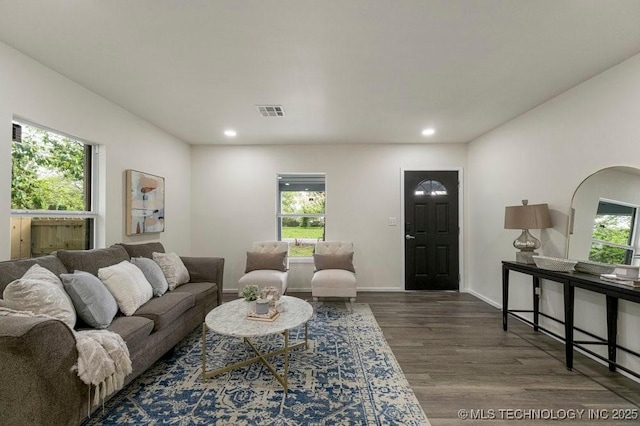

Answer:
[276,173,326,259]
[589,198,638,265]
[10,118,99,255]
[414,179,448,196]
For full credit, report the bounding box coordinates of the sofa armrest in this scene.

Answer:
[180,256,225,305]
[0,316,86,425]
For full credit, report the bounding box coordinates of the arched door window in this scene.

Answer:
[414,179,448,196]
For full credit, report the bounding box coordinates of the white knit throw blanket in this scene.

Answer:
[74,329,132,406]
[0,307,132,407]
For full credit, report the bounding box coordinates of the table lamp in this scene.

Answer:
[504,200,552,264]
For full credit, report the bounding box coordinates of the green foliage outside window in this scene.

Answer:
[11,125,86,211]
[281,191,325,256]
[281,191,325,215]
[589,215,633,264]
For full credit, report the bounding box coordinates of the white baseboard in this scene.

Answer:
[353,286,405,292]
[226,286,407,293]
[466,288,501,309]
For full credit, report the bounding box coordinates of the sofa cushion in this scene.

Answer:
[152,252,190,291]
[98,261,153,316]
[115,242,165,259]
[57,246,130,277]
[0,255,68,295]
[311,269,357,298]
[107,315,154,353]
[313,252,355,272]
[133,292,195,332]
[245,251,287,272]
[3,265,77,329]
[131,257,169,297]
[60,270,118,329]
[173,282,217,304]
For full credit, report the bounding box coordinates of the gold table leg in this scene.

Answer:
[201,322,309,392]
[201,323,207,382]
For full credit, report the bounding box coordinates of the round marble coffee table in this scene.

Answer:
[201,295,313,392]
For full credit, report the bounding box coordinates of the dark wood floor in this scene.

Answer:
[226,291,640,425]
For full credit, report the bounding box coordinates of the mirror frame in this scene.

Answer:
[566,166,640,262]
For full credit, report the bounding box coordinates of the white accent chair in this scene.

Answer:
[311,241,357,303]
[238,241,289,295]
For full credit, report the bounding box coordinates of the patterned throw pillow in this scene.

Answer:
[60,270,118,329]
[131,257,169,297]
[23,263,64,286]
[152,252,190,291]
[98,261,153,316]
[2,264,77,329]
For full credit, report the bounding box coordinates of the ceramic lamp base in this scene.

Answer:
[516,251,537,264]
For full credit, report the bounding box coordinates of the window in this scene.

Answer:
[10,120,96,259]
[414,179,447,196]
[589,200,637,264]
[277,173,325,257]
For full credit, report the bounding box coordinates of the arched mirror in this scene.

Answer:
[567,166,640,266]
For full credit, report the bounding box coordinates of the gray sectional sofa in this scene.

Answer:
[0,242,224,426]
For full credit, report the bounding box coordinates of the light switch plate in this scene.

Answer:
[388,217,397,226]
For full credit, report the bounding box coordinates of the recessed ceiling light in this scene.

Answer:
[224,129,237,137]
[422,128,435,136]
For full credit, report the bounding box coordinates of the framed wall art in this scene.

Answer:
[126,169,165,235]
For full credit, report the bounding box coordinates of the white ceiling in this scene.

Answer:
[1,1,639,145]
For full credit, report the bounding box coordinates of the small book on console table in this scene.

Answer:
[247,309,281,322]
[600,274,640,288]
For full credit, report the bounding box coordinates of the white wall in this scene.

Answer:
[467,53,640,374]
[0,42,192,259]
[190,143,466,292]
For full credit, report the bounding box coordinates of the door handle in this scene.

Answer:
[405,234,416,240]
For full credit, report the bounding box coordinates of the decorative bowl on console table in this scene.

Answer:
[532,256,578,272]
[574,260,616,276]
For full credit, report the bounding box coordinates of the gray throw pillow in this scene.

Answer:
[313,253,355,272]
[60,270,118,329]
[245,251,287,273]
[131,257,169,297]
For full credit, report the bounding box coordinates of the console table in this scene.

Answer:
[502,261,640,379]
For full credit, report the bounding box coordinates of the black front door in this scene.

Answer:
[404,170,459,290]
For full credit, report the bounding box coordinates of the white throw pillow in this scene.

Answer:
[152,252,190,291]
[98,261,153,316]
[23,263,65,287]
[2,264,77,329]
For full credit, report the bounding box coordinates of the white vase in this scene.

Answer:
[246,300,256,314]
[255,299,270,315]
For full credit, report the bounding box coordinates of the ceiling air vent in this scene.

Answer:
[256,105,285,117]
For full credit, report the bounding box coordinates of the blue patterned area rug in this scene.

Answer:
[85,302,430,425]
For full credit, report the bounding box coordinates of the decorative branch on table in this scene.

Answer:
[241,284,260,301]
